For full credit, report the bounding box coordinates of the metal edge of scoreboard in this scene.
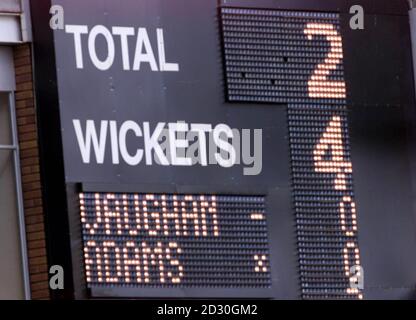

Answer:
[66,175,293,298]
[219,0,410,16]
[30,0,75,300]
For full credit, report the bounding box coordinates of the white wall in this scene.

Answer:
[0,0,20,13]
[0,0,32,43]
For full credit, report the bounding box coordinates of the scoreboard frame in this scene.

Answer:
[70,183,292,298]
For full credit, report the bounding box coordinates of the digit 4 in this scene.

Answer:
[313,115,352,190]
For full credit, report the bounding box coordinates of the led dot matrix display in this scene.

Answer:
[79,193,271,289]
[221,8,363,299]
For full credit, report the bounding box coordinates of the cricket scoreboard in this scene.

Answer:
[31,0,416,299]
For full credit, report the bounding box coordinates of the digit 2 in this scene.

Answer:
[304,23,346,99]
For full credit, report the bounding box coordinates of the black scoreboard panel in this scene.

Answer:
[30,0,416,300]
[221,7,362,299]
[80,192,272,297]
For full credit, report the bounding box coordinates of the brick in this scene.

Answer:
[21,165,40,175]
[30,273,49,283]
[29,256,48,266]
[22,173,41,184]
[30,282,49,292]
[23,182,41,192]
[19,133,38,143]
[16,81,33,91]
[15,90,34,101]
[23,198,42,210]
[28,247,47,259]
[29,263,48,274]
[27,223,45,233]
[15,65,32,76]
[14,43,49,300]
[18,129,37,139]
[31,290,50,300]
[27,231,46,242]
[22,181,40,192]
[14,57,31,68]
[20,148,39,159]
[16,98,34,109]
[24,190,42,200]
[17,107,35,118]
[26,239,46,251]
[13,47,31,59]
[20,157,39,167]
[25,207,43,216]
[18,124,36,134]
[15,74,33,84]
[17,115,36,126]
[26,215,44,225]
[20,140,38,150]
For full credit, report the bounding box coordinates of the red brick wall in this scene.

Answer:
[13,44,50,300]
